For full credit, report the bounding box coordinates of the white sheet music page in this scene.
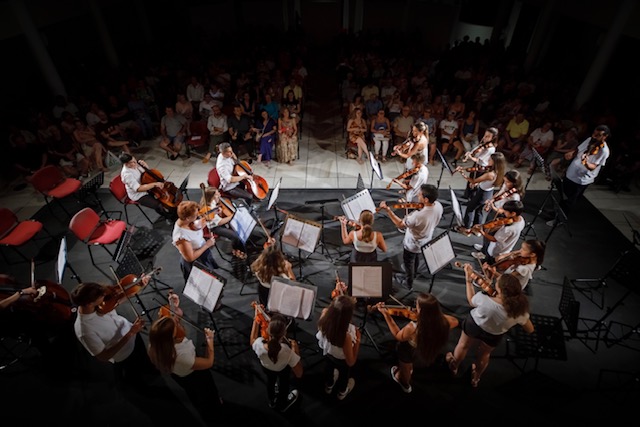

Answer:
[351,265,382,298]
[282,217,304,248]
[183,266,224,312]
[341,189,376,221]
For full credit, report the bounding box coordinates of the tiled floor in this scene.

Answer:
[2,96,639,244]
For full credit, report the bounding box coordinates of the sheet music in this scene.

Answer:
[56,237,67,284]
[449,186,463,226]
[230,204,257,243]
[350,264,383,298]
[267,177,282,211]
[268,277,317,320]
[183,266,225,312]
[369,152,383,180]
[281,215,321,253]
[421,231,456,275]
[341,189,376,221]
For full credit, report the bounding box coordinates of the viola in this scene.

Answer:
[233,159,269,200]
[376,202,424,212]
[251,301,270,340]
[158,291,186,341]
[98,267,162,315]
[454,261,496,297]
[138,161,183,209]
[387,166,421,189]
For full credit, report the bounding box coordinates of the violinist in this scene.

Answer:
[471,200,525,265]
[461,127,498,199]
[119,153,177,224]
[70,281,157,385]
[483,169,524,217]
[401,152,429,203]
[200,185,246,260]
[215,142,254,206]
[172,200,219,283]
[250,240,296,306]
[339,209,387,263]
[379,184,443,289]
[373,293,458,393]
[147,293,222,422]
[250,311,303,412]
[457,152,507,232]
[557,125,610,219]
[482,240,546,290]
[399,120,429,171]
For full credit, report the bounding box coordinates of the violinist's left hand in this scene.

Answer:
[20,287,38,296]
[168,293,180,308]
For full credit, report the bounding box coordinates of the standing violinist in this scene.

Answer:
[147,293,223,423]
[200,185,246,259]
[462,127,498,199]
[550,124,610,225]
[471,200,525,265]
[172,200,220,283]
[70,280,157,385]
[400,152,429,203]
[373,293,458,394]
[379,184,443,289]
[119,153,177,224]
[483,169,524,218]
[481,239,546,290]
[397,121,429,171]
[215,142,254,206]
[339,209,387,263]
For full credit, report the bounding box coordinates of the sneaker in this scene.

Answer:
[391,366,412,393]
[280,390,298,412]
[471,251,486,260]
[473,243,483,251]
[325,369,339,394]
[337,378,355,400]
[546,219,556,227]
[268,397,277,409]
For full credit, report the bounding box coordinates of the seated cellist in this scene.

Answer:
[215,142,254,206]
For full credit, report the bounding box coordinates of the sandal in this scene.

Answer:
[471,363,480,387]
[446,352,458,376]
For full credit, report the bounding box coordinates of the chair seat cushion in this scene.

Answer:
[0,220,42,245]
[88,220,127,244]
[46,179,82,198]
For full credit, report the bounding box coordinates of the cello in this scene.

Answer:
[138,160,183,209]
[233,159,269,200]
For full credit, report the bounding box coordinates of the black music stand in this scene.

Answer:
[435,148,454,190]
[55,236,82,284]
[303,198,340,262]
[368,151,383,189]
[524,149,548,192]
[177,173,190,201]
[79,171,109,218]
[559,276,605,353]
[111,254,162,323]
[521,177,566,241]
[280,214,322,285]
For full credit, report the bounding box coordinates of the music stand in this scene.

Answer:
[368,151,383,189]
[230,201,258,248]
[265,177,285,235]
[177,173,190,201]
[303,198,340,261]
[435,148,454,190]
[524,149,549,192]
[421,230,456,293]
[521,177,565,240]
[79,171,109,218]
[111,253,160,322]
[448,186,464,230]
[281,214,322,284]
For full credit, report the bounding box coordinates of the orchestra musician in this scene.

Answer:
[250,239,296,306]
[147,293,222,422]
[250,311,303,412]
[70,281,157,386]
[461,127,498,199]
[372,293,458,394]
[379,184,443,289]
[481,239,546,290]
[339,209,387,263]
[393,151,429,203]
[316,292,361,400]
[119,153,177,224]
[215,142,254,206]
[471,200,526,265]
[446,272,533,388]
[398,120,429,170]
[483,170,524,217]
[200,185,246,260]
[172,200,219,283]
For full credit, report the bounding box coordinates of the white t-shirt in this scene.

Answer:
[504,263,536,289]
[470,292,530,335]
[565,139,610,185]
[476,145,496,167]
[252,337,301,372]
[173,338,197,377]
[402,201,443,253]
[216,154,239,192]
[172,224,206,252]
[405,165,429,203]
[488,220,525,257]
[74,310,134,363]
[439,119,458,140]
[121,165,145,202]
[316,323,358,360]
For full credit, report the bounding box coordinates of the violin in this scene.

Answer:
[233,158,269,200]
[376,202,424,212]
[158,291,186,341]
[469,217,514,236]
[582,141,605,165]
[257,217,274,249]
[98,267,162,315]
[491,254,534,272]
[138,161,183,209]
[251,301,270,340]
[454,164,493,175]
[461,139,492,163]
[334,215,361,230]
[386,166,421,189]
[199,182,236,219]
[484,187,518,212]
[454,261,496,297]
[391,133,414,157]
[331,270,347,299]
[370,303,418,321]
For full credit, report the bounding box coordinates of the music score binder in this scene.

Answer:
[183,264,226,313]
[421,230,456,275]
[281,214,322,253]
[268,276,317,320]
[341,189,377,222]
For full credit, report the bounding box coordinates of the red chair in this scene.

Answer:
[0,208,47,264]
[185,120,209,158]
[109,175,153,225]
[31,165,82,219]
[207,168,233,200]
[68,207,127,267]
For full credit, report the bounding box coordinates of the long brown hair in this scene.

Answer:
[148,316,178,374]
[491,152,507,188]
[415,293,450,365]
[498,274,530,318]
[266,313,288,363]
[317,295,355,347]
[250,244,289,284]
[359,210,374,243]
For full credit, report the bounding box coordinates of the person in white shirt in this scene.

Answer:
[215,142,255,206]
[472,200,526,265]
[515,121,555,174]
[379,184,443,289]
[390,152,429,203]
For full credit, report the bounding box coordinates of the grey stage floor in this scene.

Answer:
[1,185,639,426]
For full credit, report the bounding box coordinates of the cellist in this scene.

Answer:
[119,153,177,224]
[215,142,254,206]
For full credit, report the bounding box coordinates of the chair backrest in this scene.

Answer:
[190,120,209,137]
[69,207,101,241]
[207,168,222,189]
[109,175,129,203]
[31,165,65,193]
[0,208,18,239]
